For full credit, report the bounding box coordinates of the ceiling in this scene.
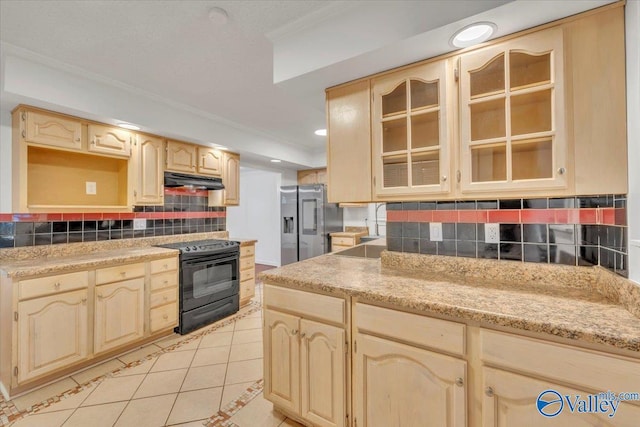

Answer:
[0,0,616,170]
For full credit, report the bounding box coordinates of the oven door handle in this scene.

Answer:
[183,253,238,266]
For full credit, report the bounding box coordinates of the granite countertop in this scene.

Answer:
[0,231,230,278]
[0,247,180,278]
[259,250,640,353]
[231,238,258,247]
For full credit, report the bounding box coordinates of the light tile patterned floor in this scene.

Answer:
[1,267,303,427]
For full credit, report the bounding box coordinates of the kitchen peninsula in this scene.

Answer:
[260,248,640,426]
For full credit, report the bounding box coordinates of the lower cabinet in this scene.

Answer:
[17,289,89,383]
[239,243,256,307]
[94,278,145,354]
[263,285,347,427]
[1,255,179,398]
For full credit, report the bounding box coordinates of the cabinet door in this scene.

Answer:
[264,309,300,414]
[198,147,223,177]
[298,170,319,185]
[459,28,567,194]
[223,152,240,205]
[300,319,346,427]
[23,110,83,150]
[94,278,145,354]
[483,367,640,427]
[17,289,89,383]
[354,333,466,427]
[371,61,451,198]
[134,134,164,205]
[327,80,372,203]
[166,140,198,173]
[88,124,132,157]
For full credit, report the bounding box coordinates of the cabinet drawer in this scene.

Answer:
[480,329,640,394]
[240,257,254,271]
[150,303,178,333]
[264,284,345,325]
[240,245,255,257]
[19,271,89,300]
[240,267,255,281]
[150,287,178,308]
[150,271,178,291]
[332,236,355,247]
[95,262,145,285]
[332,244,352,252]
[240,278,255,300]
[355,303,466,356]
[150,257,178,275]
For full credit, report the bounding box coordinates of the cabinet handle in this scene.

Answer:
[292,329,298,335]
[76,137,80,142]
[120,271,126,277]
[81,298,87,304]
[163,264,168,269]
[163,314,168,320]
[54,282,61,289]
[163,295,168,301]
[300,332,306,339]
[485,386,494,397]
[456,170,461,183]
[163,280,169,285]
[558,167,566,175]
[455,377,464,387]
[201,158,205,168]
[91,138,96,145]
[441,175,447,182]
[97,293,103,300]
[21,130,26,138]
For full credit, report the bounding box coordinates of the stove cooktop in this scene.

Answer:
[158,239,239,254]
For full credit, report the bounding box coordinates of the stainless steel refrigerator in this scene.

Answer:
[281,184,343,265]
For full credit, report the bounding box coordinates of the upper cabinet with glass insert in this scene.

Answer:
[459,28,566,194]
[372,62,450,198]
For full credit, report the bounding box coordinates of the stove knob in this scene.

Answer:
[192,246,198,251]
[185,247,191,251]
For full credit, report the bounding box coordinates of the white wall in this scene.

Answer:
[627,0,640,284]
[342,203,386,236]
[226,168,283,266]
[0,109,11,212]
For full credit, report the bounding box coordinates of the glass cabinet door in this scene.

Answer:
[460,27,566,193]
[372,61,450,198]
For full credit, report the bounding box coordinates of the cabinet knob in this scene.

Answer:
[163,264,168,269]
[300,332,306,339]
[97,294,103,300]
[441,175,447,182]
[54,282,61,289]
[81,298,87,304]
[291,329,298,335]
[455,377,464,387]
[120,271,126,277]
[558,167,566,175]
[163,314,168,320]
[485,386,494,397]
[76,137,81,142]
[163,296,168,301]
[163,280,168,285]
[91,138,96,145]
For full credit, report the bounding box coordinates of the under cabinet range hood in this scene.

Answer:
[164,172,225,190]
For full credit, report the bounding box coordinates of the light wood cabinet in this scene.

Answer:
[20,110,83,151]
[198,147,223,177]
[324,3,627,201]
[94,278,145,354]
[223,151,240,206]
[166,140,198,173]
[87,124,132,158]
[239,243,256,307]
[264,286,347,427]
[0,255,179,398]
[16,289,89,384]
[132,134,164,205]
[326,80,372,203]
[459,28,566,194]
[372,61,452,199]
[297,168,327,185]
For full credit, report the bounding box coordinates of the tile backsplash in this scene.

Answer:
[386,195,628,277]
[0,188,226,249]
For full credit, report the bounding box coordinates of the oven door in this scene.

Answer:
[181,252,239,312]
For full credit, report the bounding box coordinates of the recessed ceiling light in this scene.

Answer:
[314,129,327,136]
[117,122,140,130]
[270,159,282,163]
[450,22,497,48]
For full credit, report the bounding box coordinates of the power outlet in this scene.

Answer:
[133,219,147,230]
[85,181,97,195]
[429,222,443,242]
[485,223,500,244]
